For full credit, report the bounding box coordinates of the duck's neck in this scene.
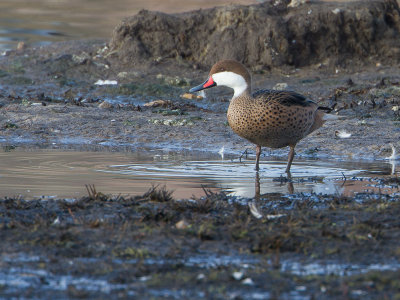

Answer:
[212,71,251,99]
[233,85,251,99]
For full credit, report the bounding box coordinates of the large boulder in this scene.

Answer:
[108,0,400,70]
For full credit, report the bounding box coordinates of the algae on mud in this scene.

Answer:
[1,186,400,298]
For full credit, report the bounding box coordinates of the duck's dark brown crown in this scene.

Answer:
[209,60,251,86]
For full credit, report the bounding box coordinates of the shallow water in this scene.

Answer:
[1,251,398,299]
[0,148,397,199]
[0,0,364,51]
[280,259,400,277]
[0,0,256,51]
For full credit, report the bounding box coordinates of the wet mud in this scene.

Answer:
[1,0,400,298]
[2,184,400,299]
[1,42,400,160]
[109,0,400,69]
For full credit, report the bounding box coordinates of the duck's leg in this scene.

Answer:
[285,145,296,173]
[255,145,262,171]
[255,171,260,200]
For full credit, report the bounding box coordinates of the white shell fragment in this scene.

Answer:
[248,201,263,219]
[266,214,286,220]
[197,273,205,280]
[335,130,352,138]
[94,79,118,85]
[242,278,254,285]
[385,143,399,160]
[232,271,244,280]
[218,146,225,159]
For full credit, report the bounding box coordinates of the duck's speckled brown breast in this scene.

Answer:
[227,93,320,149]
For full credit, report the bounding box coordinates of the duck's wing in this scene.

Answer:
[252,89,314,107]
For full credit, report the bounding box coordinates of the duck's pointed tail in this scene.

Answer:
[318,106,344,121]
[308,106,342,134]
[318,106,333,112]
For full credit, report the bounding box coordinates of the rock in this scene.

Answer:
[144,99,172,107]
[175,219,189,229]
[273,82,288,90]
[180,93,203,100]
[108,0,400,70]
[288,0,309,8]
[99,101,113,109]
[156,74,191,86]
[117,71,143,78]
[72,52,90,64]
[117,72,128,78]
[16,42,26,51]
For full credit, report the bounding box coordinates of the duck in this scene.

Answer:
[189,60,331,173]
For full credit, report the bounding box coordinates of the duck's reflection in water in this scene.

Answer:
[254,171,294,201]
[250,171,294,219]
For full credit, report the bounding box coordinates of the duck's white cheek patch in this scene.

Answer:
[212,71,248,98]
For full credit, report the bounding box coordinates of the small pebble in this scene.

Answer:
[180,93,203,100]
[144,99,172,107]
[99,101,113,109]
[175,219,189,229]
[197,273,205,280]
[273,83,288,90]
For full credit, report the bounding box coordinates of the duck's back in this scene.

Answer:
[227,90,322,148]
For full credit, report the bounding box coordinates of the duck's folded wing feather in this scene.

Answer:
[252,89,314,107]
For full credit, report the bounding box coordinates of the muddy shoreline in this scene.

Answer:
[1,41,399,161]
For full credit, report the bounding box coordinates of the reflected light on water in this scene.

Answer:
[0,149,396,199]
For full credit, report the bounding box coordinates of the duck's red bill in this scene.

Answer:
[189,77,217,93]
